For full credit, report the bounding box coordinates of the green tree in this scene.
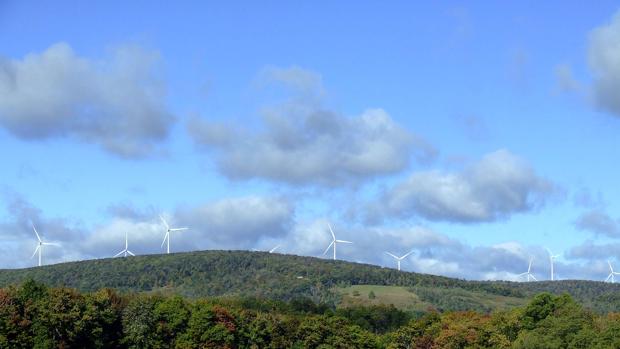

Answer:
[0,287,33,348]
[29,287,93,348]
[84,288,125,348]
[153,295,190,348]
[122,296,158,349]
[176,301,237,348]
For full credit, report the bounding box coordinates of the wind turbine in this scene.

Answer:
[605,261,620,283]
[114,232,135,258]
[546,248,560,281]
[385,250,414,271]
[31,224,60,267]
[160,215,188,254]
[517,257,538,282]
[322,223,352,260]
[269,244,281,253]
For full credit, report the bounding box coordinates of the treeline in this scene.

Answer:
[2,250,620,313]
[2,280,620,348]
[0,251,519,299]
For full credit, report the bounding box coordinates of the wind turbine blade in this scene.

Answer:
[328,223,336,240]
[127,250,135,256]
[401,250,415,259]
[609,261,614,273]
[159,215,169,230]
[30,245,40,259]
[43,242,60,247]
[32,224,42,242]
[322,241,334,255]
[114,250,124,257]
[336,240,352,244]
[517,272,528,277]
[169,227,188,231]
[161,232,169,247]
[606,274,612,282]
[269,245,280,253]
[385,252,399,259]
[530,274,538,281]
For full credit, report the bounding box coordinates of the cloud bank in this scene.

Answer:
[0,192,614,281]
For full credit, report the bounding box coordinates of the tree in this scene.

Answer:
[176,301,237,348]
[153,295,190,348]
[0,287,32,348]
[122,296,158,348]
[84,288,125,348]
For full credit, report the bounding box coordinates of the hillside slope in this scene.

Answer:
[1,250,619,312]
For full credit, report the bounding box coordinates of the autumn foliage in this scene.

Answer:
[1,280,620,348]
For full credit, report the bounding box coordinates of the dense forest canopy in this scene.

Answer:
[2,280,620,348]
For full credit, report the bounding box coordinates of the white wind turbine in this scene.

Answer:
[517,257,538,282]
[605,261,620,283]
[322,223,352,260]
[269,244,281,253]
[160,215,188,254]
[546,248,560,281]
[31,224,60,267]
[385,250,415,271]
[114,232,135,258]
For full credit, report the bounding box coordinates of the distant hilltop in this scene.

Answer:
[1,250,620,313]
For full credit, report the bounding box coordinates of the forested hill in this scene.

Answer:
[0,250,619,312]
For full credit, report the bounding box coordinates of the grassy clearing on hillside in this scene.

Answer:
[336,285,528,313]
[337,285,429,312]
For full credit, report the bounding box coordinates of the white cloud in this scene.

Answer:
[369,149,555,223]
[258,65,325,97]
[175,196,294,249]
[2,193,612,281]
[566,240,620,261]
[188,66,436,186]
[588,11,620,117]
[574,210,620,238]
[0,42,174,158]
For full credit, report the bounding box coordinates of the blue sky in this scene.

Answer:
[1,1,620,281]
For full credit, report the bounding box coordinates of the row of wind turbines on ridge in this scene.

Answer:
[29,219,405,271]
[27,219,620,283]
[29,215,186,267]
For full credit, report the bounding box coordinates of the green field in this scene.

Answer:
[338,285,423,310]
[337,284,528,313]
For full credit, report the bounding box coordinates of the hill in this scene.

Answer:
[0,250,619,313]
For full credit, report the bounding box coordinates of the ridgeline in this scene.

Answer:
[0,250,619,313]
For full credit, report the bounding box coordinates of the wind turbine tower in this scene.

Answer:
[31,224,60,267]
[606,261,620,283]
[546,248,560,281]
[322,224,352,260]
[517,257,537,282]
[385,250,414,271]
[114,232,135,257]
[160,215,188,254]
